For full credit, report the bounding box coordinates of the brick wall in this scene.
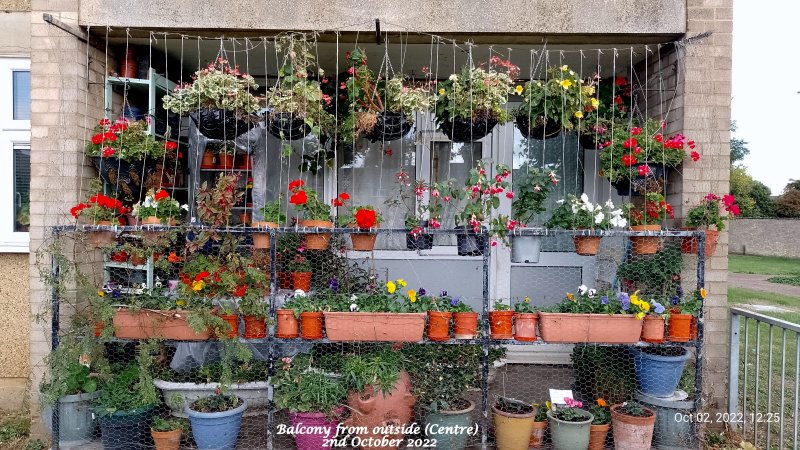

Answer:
[730,219,800,258]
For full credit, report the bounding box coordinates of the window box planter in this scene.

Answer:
[112,308,211,340]
[538,313,643,344]
[323,312,426,342]
[154,379,269,418]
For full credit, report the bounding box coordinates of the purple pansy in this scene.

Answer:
[617,292,630,311]
[327,278,340,292]
[652,301,665,314]
[450,297,461,307]
[418,287,427,296]
[600,295,609,305]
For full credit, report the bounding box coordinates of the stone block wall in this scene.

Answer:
[730,219,800,258]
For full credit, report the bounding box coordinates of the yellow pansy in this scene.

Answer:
[630,290,641,304]
[192,280,205,292]
[407,289,417,303]
[560,79,573,89]
[438,88,445,95]
[176,298,186,307]
[566,292,575,301]
[574,111,584,119]
[590,98,599,108]
[524,296,530,303]
[546,400,552,410]
[386,281,396,294]
[97,290,105,298]
[397,279,408,288]
[700,288,707,299]
[636,312,645,320]
[560,65,569,72]
[584,86,596,96]
[514,85,524,94]
[640,301,651,312]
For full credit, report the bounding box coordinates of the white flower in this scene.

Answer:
[571,203,580,214]
[577,285,588,295]
[350,294,358,302]
[294,289,306,297]
[588,289,597,298]
[594,211,605,224]
[556,199,565,205]
[143,197,153,208]
[580,193,589,204]
[349,303,359,312]
[181,204,189,211]
[449,74,458,81]
[605,199,615,209]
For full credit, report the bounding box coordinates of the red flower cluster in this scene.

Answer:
[288,179,308,205]
[621,154,638,167]
[70,194,126,219]
[233,285,247,297]
[154,189,170,201]
[331,192,350,207]
[354,208,377,229]
[165,141,178,151]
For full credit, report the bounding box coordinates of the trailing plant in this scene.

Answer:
[93,342,159,417]
[434,57,517,125]
[385,168,457,232]
[545,194,626,230]
[163,58,260,114]
[450,159,512,232]
[85,118,174,162]
[133,189,187,223]
[684,193,740,231]
[512,168,559,225]
[515,65,596,130]
[39,335,104,406]
[623,192,674,226]
[273,354,346,414]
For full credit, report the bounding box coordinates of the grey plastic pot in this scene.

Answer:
[511,235,542,263]
[547,409,593,450]
[41,390,100,445]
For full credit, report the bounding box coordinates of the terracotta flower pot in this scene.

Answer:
[350,227,378,251]
[142,216,163,226]
[216,153,236,170]
[151,428,182,450]
[630,224,662,255]
[110,250,128,262]
[242,315,266,339]
[453,312,478,339]
[300,219,334,250]
[573,235,602,256]
[87,220,116,248]
[514,313,539,341]
[588,423,610,450]
[588,314,643,344]
[324,312,426,342]
[277,271,293,290]
[300,311,324,340]
[427,311,452,341]
[238,154,253,170]
[251,221,278,249]
[641,315,666,343]
[493,403,536,450]
[489,310,515,340]
[129,254,146,266]
[275,309,299,338]
[610,404,656,450]
[201,150,216,169]
[668,313,694,342]
[292,272,312,292]
[218,314,239,339]
[239,212,251,226]
[681,228,720,257]
[113,308,211,340]
[345,371,415,449]
[538,313,590,343]
[94,321,105,337]
[529,420,548,448]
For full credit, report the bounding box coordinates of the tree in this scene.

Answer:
[775,179,800,218]
[730,121,750,164]
[749,181,775,217]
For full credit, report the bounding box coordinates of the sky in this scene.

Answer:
[732,0,800,194]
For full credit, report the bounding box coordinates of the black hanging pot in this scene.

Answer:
[579,133,603,150]
[190,108,255,141]
[611,162,667,196]
[515,115,561,140]
[91,156,151,203]
[456,226,488,256]
[438,117,498,143]
[405,220,434,251]
[363,111,412,142]
[267,112,311,141]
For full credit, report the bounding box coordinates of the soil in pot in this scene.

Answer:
[275,309,299,338]
[629,225,661,255]
[453,312,478,339]
[300,312,324,340]
[292,272,312,292]
[242,315,267,339]
[490,311,515,339]
[424,399,475,450]
[492,398,536,450]
[610,403,656,450]
[427,311,452,341]
[514,313,538,341]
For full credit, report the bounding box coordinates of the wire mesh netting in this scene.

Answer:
[39,227,706,450]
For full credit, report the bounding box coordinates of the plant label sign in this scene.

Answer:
[549,389,574,405]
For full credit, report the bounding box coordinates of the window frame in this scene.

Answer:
[0,57,31,252]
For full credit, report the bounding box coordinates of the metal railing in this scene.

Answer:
[729,307,800,449]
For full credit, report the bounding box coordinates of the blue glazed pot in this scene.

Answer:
[632,347,691,398]
[186,397,247,450]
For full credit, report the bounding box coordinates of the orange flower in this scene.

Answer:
[597,398,607,407]
[167,252,182,263]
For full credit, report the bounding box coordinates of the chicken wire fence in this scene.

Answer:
[41,226,706,450]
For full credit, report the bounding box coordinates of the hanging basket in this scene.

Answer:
[611,163,667,196]
[267,112,311,141]
[579,133,603,150]
[515,115,561,140]
[438,116,498,142]
[363,111,412,142]
[91,156,150,203]
[190,108,255,141]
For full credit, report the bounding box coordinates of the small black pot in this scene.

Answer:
[91,156,152,203]
[97,406,153,450]
[363,111,412,142]
[267,112,311,141]
[579,133,604,150]
[190,108,255,141]
[456,226,487,256]
[406,221,434,250]
[515,115,561,140]
[611,162,667,196]
[438,117,498,143]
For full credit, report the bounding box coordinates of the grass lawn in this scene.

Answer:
[729,254,800,276]
[729,287,800,313]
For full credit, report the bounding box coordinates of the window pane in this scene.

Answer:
[12,71,31,120]
[14,147,30,232]
[431,141,482,245]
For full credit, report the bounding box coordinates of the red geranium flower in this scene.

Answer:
[288,179,305,191]
[730,204,741,216]
[233,285,247,297]
[339,192,350,200]
[723,194,736,207]
[99,118,111,126]
[621,154,637,167]
[623,138,637,149]
[690,151,700,162]
[154,189,169,201]
[355,208,377,229]
[331,198,344,207]
[614,76,628,86]
[102,132,117,142]
[655,134,663,143]
[91,134,103,145]
[165,141,178,151]
[102,147,116,157]
[195,271,210,281]
[630,127,642,136]
[289,190,308,205]
[638,164,650,176]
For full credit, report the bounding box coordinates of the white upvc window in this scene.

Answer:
[0,56,31,252]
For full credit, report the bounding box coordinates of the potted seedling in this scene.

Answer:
[513,297,538,341]
[489,300,514,340]
[623,193,674,255]
[252,198,286,249]
[588,398,611,450]
[150,416,186,450]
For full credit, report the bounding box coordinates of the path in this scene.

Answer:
[729,273,800,298]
